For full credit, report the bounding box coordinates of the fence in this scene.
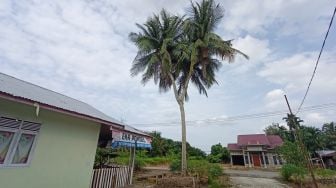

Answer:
[90,165,131,188]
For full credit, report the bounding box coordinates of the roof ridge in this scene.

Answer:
[238,133,266,136]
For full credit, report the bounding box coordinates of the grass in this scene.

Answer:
[110,151,173,167]
[315,168,336,178]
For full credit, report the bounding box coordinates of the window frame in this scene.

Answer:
[0,117,40,168]
[0,127,18,167]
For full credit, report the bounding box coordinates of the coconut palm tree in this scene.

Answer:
[129,9,184,91]
[172,0,248,173]
[130,0,248,175]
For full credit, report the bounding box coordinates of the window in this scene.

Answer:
[0,116,41,167]
[278,156,283,165]
[273,155,278,165]
[244,155,249,164]
[265,156,269,165]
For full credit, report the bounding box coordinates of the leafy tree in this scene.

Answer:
[149,131,205,159]
[264,123,294,142]
[210,143,223,156]
[300,126,325,153]
[278,141,306,167]
[322,122,336,149]
[129,0,247,174]
[149,131,169,156]
[208,143,230,163]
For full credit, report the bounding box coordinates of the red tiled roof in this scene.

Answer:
[227,143,240,150]
[238,134,270,146]
[267,135,283,148]
[227,134,283,151]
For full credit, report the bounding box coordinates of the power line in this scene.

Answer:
[296,7,336,114]
[131,102,336,127]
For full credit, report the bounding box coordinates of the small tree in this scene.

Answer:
[278,141,306,167]
[208,143,230,163]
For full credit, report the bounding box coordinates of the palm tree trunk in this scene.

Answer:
[178,102,187,175]
[169,73,188,175]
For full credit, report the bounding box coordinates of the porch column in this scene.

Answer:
[243,150,246,167]
[247,152,251,167]
[230,155,233,166]
[262,152,267,168]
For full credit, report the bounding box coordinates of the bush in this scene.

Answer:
[170,159,181,172]
[281,164,307,182]
[188,160,210,178]
[169,159,226,187]
[207,154,222,163]
[209,164,223,179]
[278,141,306,167]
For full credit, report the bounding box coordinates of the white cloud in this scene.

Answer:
[0,0,335,151]
[222,0,334,39]
[264,89,287,110]
[258,51,336,97]
[303,112,328,125]
[223,35,272,74]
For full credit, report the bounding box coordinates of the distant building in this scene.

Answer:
[316,150,336,170]
[227,134,284,168]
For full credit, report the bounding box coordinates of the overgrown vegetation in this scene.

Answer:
[207,143,230,163]
[265,122,336,185]
[281,164,307,182]
[265,122,336,153]
[170,159,227,187]
[95,131,208,169]
[149,131,206,159]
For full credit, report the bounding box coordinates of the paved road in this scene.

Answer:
[224,169,280,178]
[230,176,290,188]
[225,169,290,188]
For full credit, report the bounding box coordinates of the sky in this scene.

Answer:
[0,0,335,152]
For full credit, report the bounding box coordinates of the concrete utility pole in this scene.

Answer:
[284,95,318,188]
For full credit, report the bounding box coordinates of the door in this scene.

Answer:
[252,154,261,167]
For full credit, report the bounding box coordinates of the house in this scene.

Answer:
[228,134,284,168]
[316,150,336,170]
[0,73,151,188]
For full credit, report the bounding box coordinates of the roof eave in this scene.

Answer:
[0,92,124,129]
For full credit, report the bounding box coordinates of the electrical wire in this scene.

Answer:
[296,7,336,114]
[131,102,336,127]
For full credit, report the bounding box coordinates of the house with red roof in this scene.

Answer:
[227,134,284,168]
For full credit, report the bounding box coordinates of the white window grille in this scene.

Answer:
[0,116,41,167]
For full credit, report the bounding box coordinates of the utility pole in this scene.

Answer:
[284,95,318,188]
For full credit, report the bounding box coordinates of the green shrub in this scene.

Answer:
[208,179,221,188]
[278,141,306,167]
[207,154,222,163]
[209,164,223,179]
[170,159,181,171]
[134,158,146,171]
[188,160,210,178]
[281,164,307,182]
